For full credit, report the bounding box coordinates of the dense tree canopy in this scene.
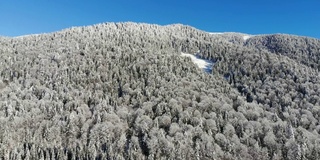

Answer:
[0,22,320,159]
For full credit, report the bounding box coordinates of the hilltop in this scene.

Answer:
[0,22,320,160]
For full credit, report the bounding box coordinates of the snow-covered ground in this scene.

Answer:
[209,32,253,41]
[242,35,252,41]
[181,52,214,73]
[209,32,223,35]
[14,34,41,38]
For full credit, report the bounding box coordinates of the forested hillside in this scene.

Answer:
[0,22,320,160]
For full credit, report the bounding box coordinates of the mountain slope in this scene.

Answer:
[245,34,320,69]
[0,22,320,160]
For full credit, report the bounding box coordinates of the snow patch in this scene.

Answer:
[209,32,224,35]
[181,52,214,73]
[14,34,41,39]
[208,31,254,41]
[243,35,251,41]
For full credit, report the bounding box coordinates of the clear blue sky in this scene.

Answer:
[0,0,319,38]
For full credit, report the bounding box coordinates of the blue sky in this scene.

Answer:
[0,0,319,38]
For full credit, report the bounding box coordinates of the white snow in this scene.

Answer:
[209,32,224,35]
[14,34,41,39]
[243,35,251,41]
[181,52,214,73]
[209,31,254,41]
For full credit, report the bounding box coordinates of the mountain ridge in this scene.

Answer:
[2,22,319,40]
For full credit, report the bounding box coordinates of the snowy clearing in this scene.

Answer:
[243,35,252,41]
[209,32,224,35]
[14,34,41,38]
[209,32,253,41]
[181,52,214,73]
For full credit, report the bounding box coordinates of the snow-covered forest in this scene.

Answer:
[0,22,320,159]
